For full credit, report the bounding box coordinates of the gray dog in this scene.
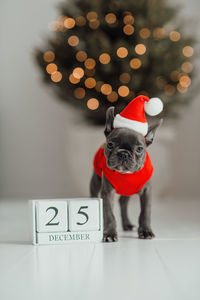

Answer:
[90,106,162,242]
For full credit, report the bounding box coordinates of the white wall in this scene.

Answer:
[0,0,199,199]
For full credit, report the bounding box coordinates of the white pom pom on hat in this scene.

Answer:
[113,95,163,136]
[144,97,163,116]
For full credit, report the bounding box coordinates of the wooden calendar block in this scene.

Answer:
[36,200,68,232]
[30,198,103,245]
[68,199,100,231]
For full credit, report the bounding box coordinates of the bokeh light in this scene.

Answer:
[72,67,84,79]
[101,84,112,95]
[69,74,80,84]
[84,58,96,69]
[170,70,179,82]
[181,62,193,73]
[84,77,96,88]
[139,28,151,39]
[123,24,134,35]
[182,46,194,57]
[123,15,134,24]
[87,98,99,110]
[95,81,104,92]
[156,76,167,89]
[169,31,181,42]
[179,75,191,88]
[107,91,118,102]
[153,27,165,39]
[99,53,111,64]
[105,13,116,24]
[46,63,57,74]
[117,47,128,58]
[89,20,100,29]
[43,51,55,62]
[51,71,62,82]
[76,51,87,62]
[177,83,188,93]
[68,35,79,46]
[74,87,86,99]
[135,44,146,55]
[64,18,75,29]
[86,11,98,21]
[118,86,130,97]
[129,58,142,69]
[165,84,176,96]
[75,16,86,27]
[119,73,131,84]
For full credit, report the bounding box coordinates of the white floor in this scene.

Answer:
[0,197,199,300]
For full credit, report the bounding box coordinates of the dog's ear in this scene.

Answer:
[145,119,163,147]
[104,106,115,137]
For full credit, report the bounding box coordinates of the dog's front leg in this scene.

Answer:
[138,180,155,239]
[101,175,117,242]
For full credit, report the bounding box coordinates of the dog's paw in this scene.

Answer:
[103,232,118,242]
[138,227,155,239]
[123,223,136,231]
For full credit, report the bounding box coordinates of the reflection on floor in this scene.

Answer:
[0,197,199,300]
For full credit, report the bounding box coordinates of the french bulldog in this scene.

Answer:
[90,106,162,242]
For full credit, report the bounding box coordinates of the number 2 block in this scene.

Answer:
[36,201,68,232]
[68,199,100,231]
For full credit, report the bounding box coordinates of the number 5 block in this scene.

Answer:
[36,201,68,232]
[68,199,100,231]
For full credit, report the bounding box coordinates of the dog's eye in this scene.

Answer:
[107,142,114,149]
[136,146,143,153]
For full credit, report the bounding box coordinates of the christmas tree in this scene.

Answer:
[35,0,195,124]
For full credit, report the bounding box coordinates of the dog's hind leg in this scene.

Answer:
[90,171,102,197]
[119,196,135,231]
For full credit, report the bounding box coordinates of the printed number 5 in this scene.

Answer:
[77,206,89,225]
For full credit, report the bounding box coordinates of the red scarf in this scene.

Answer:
[93,144,153,196]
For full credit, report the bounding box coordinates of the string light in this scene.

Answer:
[129,58,142,69]
[153,27,165,39]
[182,46,194,57]
[84,58,96,69]
[51,71,62,82]
[107,91,118,102]
[75,16,86,27]
[135,44,146,55]
[123,15,134,25]
[87,98,99,110]
[118,86,129,97]
[43,51,55,62]
[181,62,193,73]
[177,83,188,94]
[72,67,84,79]
[101,84,112,95]
[68,35,79,46]
[69,74,80,84]
[105,13,116,24]
[169,31,181,42]
[86,11,98,21]
[165,84,176,96]
[116,47,128,58]
[123,24,134,35]
[84,77,96,88]
[119,73,131,84]
[139,28,151,39]
[89,20,100,29]
[179,75,191,88]
[99,53,111,64]
[64,18,75,29]
[74,87,85,99]
[46,63,57,74]
[76,51,87,62]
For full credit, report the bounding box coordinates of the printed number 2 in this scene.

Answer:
[77,206,89,225]
[45,207,60,226]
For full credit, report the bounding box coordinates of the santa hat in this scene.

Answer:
[113,95,163,136]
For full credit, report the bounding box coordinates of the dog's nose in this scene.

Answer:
[118,151,129,161]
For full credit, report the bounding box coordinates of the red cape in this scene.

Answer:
[93,144,153,196]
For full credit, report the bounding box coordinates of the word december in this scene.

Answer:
[48,233,90,242]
